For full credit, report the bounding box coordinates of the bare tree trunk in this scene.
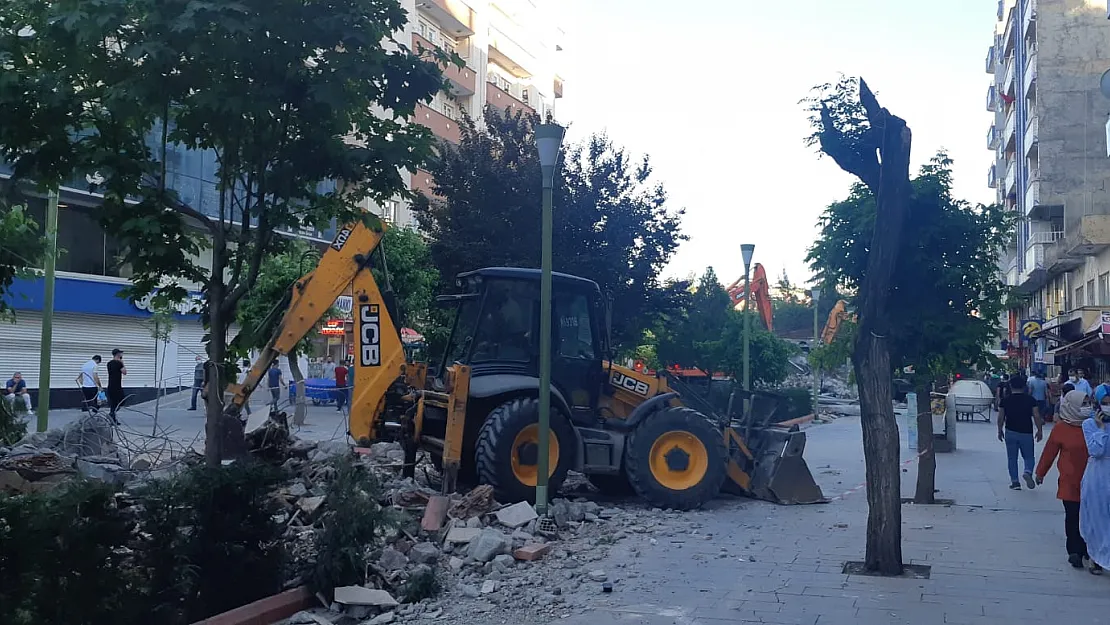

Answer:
[854,336,902,573]
[820,78,913,575]
[288,354,307,426]
[913,380,936,504]
[205,308,226,466]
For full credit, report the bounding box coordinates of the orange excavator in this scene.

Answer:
[821,299,854,345]
[726,263,773,331]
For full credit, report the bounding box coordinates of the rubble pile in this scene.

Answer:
[275,436,690,625]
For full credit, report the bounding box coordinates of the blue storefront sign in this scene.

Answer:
[3,275,203,319]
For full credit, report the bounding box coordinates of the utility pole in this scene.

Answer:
[36,189,60,432]
[740,244,755,411]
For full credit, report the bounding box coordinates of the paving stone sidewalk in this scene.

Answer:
[554,415,1109,625]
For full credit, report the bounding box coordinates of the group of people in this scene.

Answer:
[75,350,128,423]
[995,368,1110,575]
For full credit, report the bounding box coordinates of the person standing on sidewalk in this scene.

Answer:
[267,361,284,409]
[1029,372,1049,421]
[998,376,1043,490]
[323,355,336,381]
[188,355,205,411]
[76,355,102,412]
[105,349,127,424]
[1036,389,1091,568]
[333,360,349,412]
[1081,386,1110,575]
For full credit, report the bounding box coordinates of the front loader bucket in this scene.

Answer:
[746,427,826,505]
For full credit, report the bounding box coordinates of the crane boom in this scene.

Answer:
[224,220,394,421]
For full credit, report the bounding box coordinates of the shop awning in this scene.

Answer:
[1043,334,1103,364]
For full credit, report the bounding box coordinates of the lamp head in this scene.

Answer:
[810,287,821,302]
[740,244,755,268]
[535,122,566,186]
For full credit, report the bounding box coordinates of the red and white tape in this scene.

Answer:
[825,447,931,502]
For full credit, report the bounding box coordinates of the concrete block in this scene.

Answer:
[333,586,397,607]
[495,501,538,528]
[513,543,551,562]
[421,495,449,531]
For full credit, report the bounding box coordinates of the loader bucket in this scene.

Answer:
[745,426,826,505]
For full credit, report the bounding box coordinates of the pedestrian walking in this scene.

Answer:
[1081,385,1110,575]
[323,355,337,381]
[334,360,349,412]
[1036,389,1091,568]
[998,375,1043,490]
[188,355,205,410]
[75,355,102,412]
[1029,371,1049,420]
[1071,368,1093,398]
[267,361,284,409]
[105,349,126,423]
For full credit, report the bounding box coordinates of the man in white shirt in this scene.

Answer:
[75,355,103,412]
[322,356,337,381]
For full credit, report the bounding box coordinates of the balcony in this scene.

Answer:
[985,45,997,74]
[410,168,437,198]
[988,163,998,189]
[987,125,1000,150]
[1024,52,1037,96]
[1024,115,1038,158]
[1023,0,1036,38]
[1063,215,1110,256]
[1003,57,1015,97]
[1025,177,1041,216]
[1002,5,1016,54]
[486,80,531,113]
[1003,109,1016,151]
[413,33,476,96]
[1005,257,1020,287]
[1004,161,1016,196]
[986,85,998,112]
[488,27,534,79]
[1028,229,1063,246]
[415,103,462,143]
[414,0,475,37]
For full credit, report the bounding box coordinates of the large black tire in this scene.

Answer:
[475,397,576,504]
[625,406,727,510]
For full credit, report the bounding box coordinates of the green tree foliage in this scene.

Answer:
[0,0,446,462]
[373,226,441,338]
[656,268,795,386]
[807,154,1013,375]
[0,203,47,319]
[416,109,686,350]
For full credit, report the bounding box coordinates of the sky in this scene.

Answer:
[554,0,998,287]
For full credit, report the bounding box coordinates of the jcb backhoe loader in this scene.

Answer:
[223,220,825,509]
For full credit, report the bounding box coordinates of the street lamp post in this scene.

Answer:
[811,287,821,420]
[534,121,565,515]
[741,244,755,410]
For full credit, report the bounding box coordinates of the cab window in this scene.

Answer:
[471,280,537,362]
[556,292,595,360]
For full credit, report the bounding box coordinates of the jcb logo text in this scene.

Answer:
[359,304,381,367]
[611,372,649,397]
[331,227,354,252]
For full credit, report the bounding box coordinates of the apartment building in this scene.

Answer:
[387,0,565,227]
[991,0,1110,377]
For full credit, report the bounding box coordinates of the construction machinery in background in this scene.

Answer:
[820,299,854,345]
[223,220,824,509]
[726,263,773,331]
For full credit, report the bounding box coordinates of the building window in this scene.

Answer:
[1100,273,1109,306]
[1088,280,1097,306]
[1076,286,1085,310]
[24,197,128,279]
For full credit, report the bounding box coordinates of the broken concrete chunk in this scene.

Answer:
[513,543,551,562]
[448,556,465,572]
[421,495,450,531]
[480,580,498,594]
[587,570,608,582]
[378,547,409,571]
[287,482,308,497]
[467,528,512,563]
[458,583,480,599]
[298,496,326,515]
[309,440,349,463]
[366,612,396,625]
[287,611,334,625]
[333,586,398,607]
[445,527,481,544]
[409,541,440,565]
[494,501,538,529]
[465,516,484,529]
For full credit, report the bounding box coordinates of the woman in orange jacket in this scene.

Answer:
[1036,389,1091,568]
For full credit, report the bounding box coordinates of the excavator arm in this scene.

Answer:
[820,299,853,345]
[224,220,404,429]
[726,263,773,331]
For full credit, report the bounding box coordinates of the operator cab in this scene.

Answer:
[437,267,609,425]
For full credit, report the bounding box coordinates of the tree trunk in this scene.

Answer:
[205,306,227,466]
[288,354,307,426]
[854,333,903,575]
[913,380,936,504]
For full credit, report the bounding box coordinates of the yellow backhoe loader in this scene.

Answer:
[222,220,824,509]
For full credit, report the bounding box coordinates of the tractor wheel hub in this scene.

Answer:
[663,446,690,472]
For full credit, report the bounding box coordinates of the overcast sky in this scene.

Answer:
[554,0,998,287]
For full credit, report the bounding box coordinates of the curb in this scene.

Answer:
[189,587,313,625]
[775,414,816,428]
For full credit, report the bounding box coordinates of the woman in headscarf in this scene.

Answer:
[1036,389,1090,568]
[1080,385,1110,574]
